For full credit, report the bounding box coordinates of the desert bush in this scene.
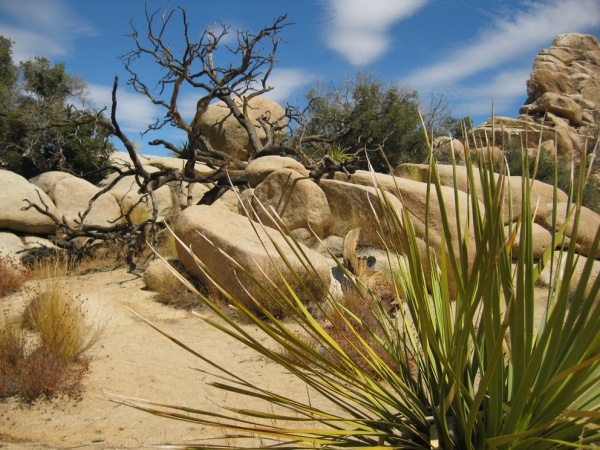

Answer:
[1,307,90,402]
[0,254,31,297]
[322,289,405,378]
[14,346,89,402]
[0,281,101,402]
[22,281,103,362]
[119,133,600,447]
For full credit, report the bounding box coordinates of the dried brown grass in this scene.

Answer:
[0,254,31,297]
[152,260,202,309]
[0,280,103,403]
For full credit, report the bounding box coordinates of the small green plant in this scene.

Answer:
[0,254,31,297]
[312,142,356,164]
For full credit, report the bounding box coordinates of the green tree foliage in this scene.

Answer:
[0,38,114,183]
[299,70,428,173]
[0,37,17,108]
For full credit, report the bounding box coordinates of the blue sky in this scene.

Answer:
[1,0,600,155]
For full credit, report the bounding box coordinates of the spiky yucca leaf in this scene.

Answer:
[118,130,600,449]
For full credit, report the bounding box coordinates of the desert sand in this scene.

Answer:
[0,268,330,449]
[0,267,553,449]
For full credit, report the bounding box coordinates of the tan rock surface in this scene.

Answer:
[198,96,286,160]
[245,156,310,188]
[0,170,58,235]
[252,168,331,231]
[175,205,333,307]
[53,177,122,227]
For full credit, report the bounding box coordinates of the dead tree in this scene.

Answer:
[21,6,358,268]
[120,7,291,192]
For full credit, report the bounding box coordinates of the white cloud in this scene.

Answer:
[87,83,160,134]
[452,68,531,120]
[261,68,315,105]
[324,0,428,65]
[0,0,97,62]
[404,0,600,89]
[177,94,201,123]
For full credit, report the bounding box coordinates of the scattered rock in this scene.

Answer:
[505,222,554,259]
[545,202,600,258]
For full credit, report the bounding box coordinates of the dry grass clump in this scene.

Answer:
[0,254,31,297]
[394,164,426,181]
[155,222,179,259]
[22,282,103,361]
[0,281,102,402]
[127,203,153,225]
[151,260,202,309]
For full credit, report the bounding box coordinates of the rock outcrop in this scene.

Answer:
[51,177,122,228]
[252,168,331,231]
[473,33,600,156]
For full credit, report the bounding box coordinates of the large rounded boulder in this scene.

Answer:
[0,170,58,235]
[175,205,333,307]
[252,168,331,231]
[52,177,122,227]
[197,96,286,160]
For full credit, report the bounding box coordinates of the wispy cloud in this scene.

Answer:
[261,68,315,105]
[87,83,160,134]
[0,0,97,62]
[451,68,532,120]
[324,0,428,65]
[404,0,600,89]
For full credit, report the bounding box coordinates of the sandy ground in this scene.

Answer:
[0,268,553,449]
[0,268,332,449]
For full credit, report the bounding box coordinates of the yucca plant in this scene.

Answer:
[312,142,357,164]
[119,126,600,448]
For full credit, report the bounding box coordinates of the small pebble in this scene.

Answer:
[92,436,105,443]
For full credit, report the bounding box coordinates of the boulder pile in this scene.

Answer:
[2,33,600,301]
[472,33,600,156]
